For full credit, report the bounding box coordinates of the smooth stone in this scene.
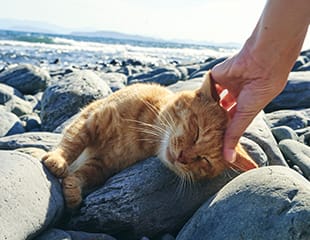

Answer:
[244,111,287,166]
[20,114,41,131]
[0,132,61,151]
[0,150,64,240]
[36,228,117,240]
[266,109,309,130]
[128,66,184,86]
[239,136,268,166]
[279,139,310,179]
[291,55,309,71]
[265,72,310,112]
[0,108,25,137]
[177,166,310,240]
[0,83,24,104]
[297,61,310,71]
[0,64,50,94]
[189,57,227,79]
[40,70,112,131]
[4,95,33,116]
[66,156,250,240]
[168,77,204,92]
[97,72,127,92]
[271,126,299,143]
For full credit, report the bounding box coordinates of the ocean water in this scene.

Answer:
[0,30,238,67]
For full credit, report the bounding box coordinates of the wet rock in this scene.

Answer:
[279,139,310,179]
[0,64,50,94]
[0,150,64,240]
[177,166,310,240]
[41,70,112,131]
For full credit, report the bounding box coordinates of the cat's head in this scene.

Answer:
[158,71,257,181]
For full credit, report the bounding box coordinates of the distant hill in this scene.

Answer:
[71,30,162,42]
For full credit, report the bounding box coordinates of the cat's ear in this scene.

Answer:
[196,71,220,102]
[228,143,258,171]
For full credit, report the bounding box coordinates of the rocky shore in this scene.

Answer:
[0,50,309,240]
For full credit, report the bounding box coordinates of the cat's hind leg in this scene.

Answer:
[62,157,110,209]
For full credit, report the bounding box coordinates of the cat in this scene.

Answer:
[42,71,258,209]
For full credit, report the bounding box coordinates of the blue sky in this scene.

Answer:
[1,0,310,48]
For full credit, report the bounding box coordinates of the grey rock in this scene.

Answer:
[271,126,299,142]
[189,57,227,79]
[0,83,24,104]
[0,108,25,137]
[20,113,41,131]
[265,72,310,112]
[66,157,248,240]
[279,139,310,179]
[0,64,50,94]
[97,72,127,92]
[128,67,184,86]
[0,150,64,240]
[168,77,204,93]
[239,136,268,166]
[266,109,309,130]
[244,111,287,166]
[4,94,33,116]
[36,228,117,240]
[292,55,309,71]
[41,70,112,131]
[177,166,310,240]
[297,61,310,71]
[0,132,61,151]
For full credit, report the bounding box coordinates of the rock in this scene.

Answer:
[36,228,117,240]
[0,132,61,151]
[291,55,309,71]
[244,111,287,166]
[40,70,112,131]
[20,114,41,131]
[0,83,24,104]
[4,94,33,116]
[279,139,310,179]
[189,57,227,79]
[296,62,310,71]
[66,157,247,240]
[168,77,204,92]
[97,72,127,92]
[0,108,25,137]
[265,72,310,112]
[177,166,310,240]
[239,136,268,166]
[265,109,309,130]
[0,64,50,94]
[128,67,184,86]
[0,150,64,240]
[271,126,299,143]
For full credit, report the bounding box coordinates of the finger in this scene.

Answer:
[223,109,256,162]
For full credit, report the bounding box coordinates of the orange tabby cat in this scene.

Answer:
[42,71,258,208]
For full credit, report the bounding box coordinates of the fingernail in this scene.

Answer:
[225,149,236,163]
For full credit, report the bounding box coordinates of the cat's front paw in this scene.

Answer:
[42,151,68,178]
[62,176,83,209]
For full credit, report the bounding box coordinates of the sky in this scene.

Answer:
[1,0,310,48]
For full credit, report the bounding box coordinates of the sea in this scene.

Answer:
[0,30,238,68]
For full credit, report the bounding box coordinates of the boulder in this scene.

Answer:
[67,157,246,240]
[0,150,64,240]
[0,108,25,137]
[0,132,61,151]
[0,83,24,104]
[40,70,112,131]
[265,72,310,112]
[97,72,127,92]
[0,64,50,94]
[279,139,310,179]
[128,67,184,86]
[177,166,310,240]
[244,111,287,166]
[189,57,227,79]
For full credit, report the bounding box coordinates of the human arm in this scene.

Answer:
[211,0,310,162]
